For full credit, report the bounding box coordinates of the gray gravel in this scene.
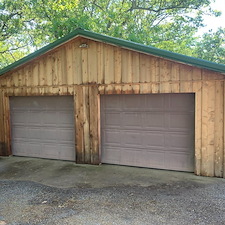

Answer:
[0,157,225,224]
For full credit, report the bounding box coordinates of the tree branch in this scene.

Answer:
[127,1,199,13]
[0,45,27,54]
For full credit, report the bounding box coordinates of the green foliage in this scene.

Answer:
[194,28,225,64]
[0,0,224,68]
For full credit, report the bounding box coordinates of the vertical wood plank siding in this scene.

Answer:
[0,37,225,177]
[0,90,5,155]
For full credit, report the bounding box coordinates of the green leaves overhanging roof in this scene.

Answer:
[1,28,225,76]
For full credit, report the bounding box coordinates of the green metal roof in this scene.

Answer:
[1,28,225,76]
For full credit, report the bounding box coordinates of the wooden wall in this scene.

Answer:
[0,37,225,177]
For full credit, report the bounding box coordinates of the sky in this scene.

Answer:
[200,0,225,33]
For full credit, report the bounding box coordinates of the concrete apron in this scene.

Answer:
[0,156,218,189]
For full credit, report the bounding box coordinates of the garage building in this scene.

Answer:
[0,29,225,177]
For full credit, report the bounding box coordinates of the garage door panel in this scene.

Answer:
[59,129,75,142]
[122,131,143,147]
[122,112,142,127]
[28,143,42,156]
[40,144,61,159]
[121,149,166,168]
[103,130,121,146]
[145,112,165,129]
[169,113,194,130]
[27,111,43,125]
[123,95,145,110]
[58,112,75,126]
[143,132,165,147]
[101,94,194,172]
[42,111,74,126]
[54,100,74,109]
[11,111,28,124]
[30,100,42,108]
[27,127,42,139]
[169,94,195,111]
[10,98,30,108]
[58,146,75,160]
[165,152,194,171]
[41,128,59,140]
[165,133,194,148]
[103,95,122,110]
[145,94,165,109]
[120,148,137,164]
[104,112,121,127]
[102,147,121,163]
[13,126,27,138]
[14,142,42,157]
[12,142,27,155]
[10,96,75,161]
[143,150,165,167]
[42,111,59,124]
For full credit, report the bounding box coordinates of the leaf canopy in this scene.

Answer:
[1,0,224,68]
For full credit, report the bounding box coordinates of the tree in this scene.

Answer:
[194,28,225,64]
[0,0,37,67]
[0,0,222,68]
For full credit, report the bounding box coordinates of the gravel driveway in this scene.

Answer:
[0,157,225,225]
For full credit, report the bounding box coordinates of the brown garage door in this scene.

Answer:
[10,96,75,161]
[101,94,195,172]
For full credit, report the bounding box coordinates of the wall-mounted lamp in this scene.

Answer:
[79,43,89,48]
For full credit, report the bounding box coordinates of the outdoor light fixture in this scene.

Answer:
[79,43,89,48]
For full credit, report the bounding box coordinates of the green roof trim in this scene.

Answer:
[1,28,225,76]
